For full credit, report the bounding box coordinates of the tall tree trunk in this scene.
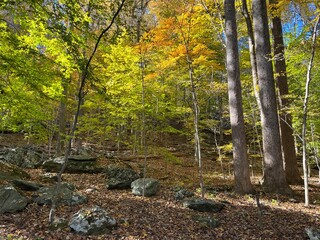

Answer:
[240,0,261,113]
[270,0,302,185]
[252,0,291,194]
[301,16,320,207]
[225,0,253,194]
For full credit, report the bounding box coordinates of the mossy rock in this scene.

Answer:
[0,160,30,180]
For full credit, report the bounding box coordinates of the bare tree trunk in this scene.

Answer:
[136,0,151,42]
[241,0,264,175]
[186,55,204,198]
[175,4,204,198]
[139,54,148,197]
[225,0,253,194]
[301,16,320,207]
[56,79,68,156]
[240,0,261,113]
[270,0,302,185]
[252,0,291,194]
[49,0,126,223]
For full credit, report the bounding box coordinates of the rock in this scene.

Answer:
[41,173,59,182]
[192,215,219,228]
[68,155,97,161]
[42,157,64,172]
[3,147,44,168]
[33,182,87,206]
[0,185,29,213]
[174,188,194,200]
[183,199,224,212]
[71,146,95,156]
[131,178,160,197]
[105,165,139,189]
[42,156,103,174]
[0,160,30,180]
[306,228,320,240]
[11,179,43,191]
[69,206,117,235]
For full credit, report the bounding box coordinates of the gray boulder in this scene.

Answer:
[68,155,97,161]
[0,160,30,180]
[174,188,194,200]
[41,173,59,182]
[192,215,219,228]
[0,185,29,213]
[11,179,43,191]
[3,147,44,168]
[105,165,139,189]
[306,228,320,240]
[42,156,103,174]
[131,178,160,197]
[69,206,117,235]
[183,198,224,212]
[33,182,87,206]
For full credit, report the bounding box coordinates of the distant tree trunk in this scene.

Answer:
[270,0,302,185]
[252,0,291,194]
[136,0,151,42]
[56,79,68,156]
[225,0,253,194]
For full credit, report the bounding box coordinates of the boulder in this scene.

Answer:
[3,147,44,168]
[33,182,87,206]
[41,173,59,182]
[131,178,160,197]
[11,179,43,191]
[42,156,103,174]
[68,155,97,161]
[0,185,29,213]
[306,228,320,240]
[192,215,219,228]
[42,157,64,172]
[69,206,117,235]
[174,188,195,200]
[105,165,139,189]
[183,199,224,212]
[0,160,30,180]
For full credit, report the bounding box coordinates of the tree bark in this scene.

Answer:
[225,0,253,194]
[270,0,302,185]
[301,16,320,207]
[240,0,261,113]
[252,0,291,194]
[56,79,68,156]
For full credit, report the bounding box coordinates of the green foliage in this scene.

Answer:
[152,146,182,165]
[1,0,319,166]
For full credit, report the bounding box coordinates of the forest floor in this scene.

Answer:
[0,133,319,240]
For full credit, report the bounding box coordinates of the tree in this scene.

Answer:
[49,0,127,223]
[252,0,291,193]
[240,0,261,112]
[270,0,302,185]
[301,16,320,206]
[224,0,253,194]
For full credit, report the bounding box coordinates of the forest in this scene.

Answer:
[0,0,319,239]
